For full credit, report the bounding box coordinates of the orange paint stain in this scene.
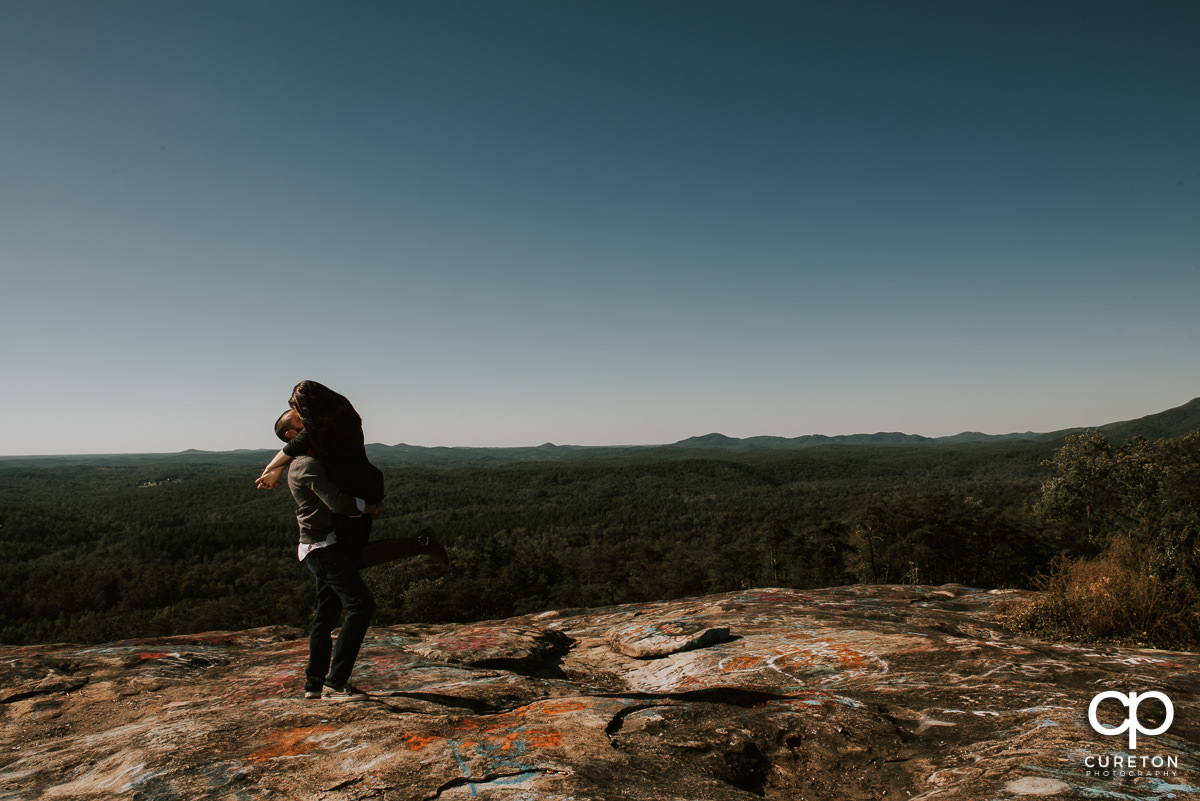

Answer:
[524,729,564,748]
[536,700,586,716]
[444,702,571,754]
[400,733,441,751]
[720,655,763,672]
[249,725,337,763]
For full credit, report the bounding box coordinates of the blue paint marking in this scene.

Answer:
[447,731,546,797]
[448,741,479,797]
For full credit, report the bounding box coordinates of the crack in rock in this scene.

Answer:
[377,691,501,713]
[0,676,88,704]
[604,702,677,742]
[596,688,793,708]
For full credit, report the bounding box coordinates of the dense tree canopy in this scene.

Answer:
[1008,430,1200,647]
[6,429,1197,647]
[0,438,1127,645]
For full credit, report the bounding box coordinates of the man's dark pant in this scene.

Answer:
[334,514,373,569]
[303,544,375,694]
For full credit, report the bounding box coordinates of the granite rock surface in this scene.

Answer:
[2,584,1198,800]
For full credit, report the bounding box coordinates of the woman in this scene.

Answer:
[257,380,383,503]
[258,381,446,568]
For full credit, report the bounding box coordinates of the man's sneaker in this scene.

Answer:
[417,529,451,565]
[304,690,323,700]
[321,684,368,702]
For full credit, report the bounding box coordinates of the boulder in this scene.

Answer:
[605,619,732,658]
[409,624,572,672]
[1,585,1198,800]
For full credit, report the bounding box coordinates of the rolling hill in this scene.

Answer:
[1,398,1197,469]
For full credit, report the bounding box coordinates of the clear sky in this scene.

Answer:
[2,1,1197,456]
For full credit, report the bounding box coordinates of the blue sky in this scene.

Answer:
[2,1,1197,455]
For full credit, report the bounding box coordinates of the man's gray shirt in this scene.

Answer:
[288,454,363,547]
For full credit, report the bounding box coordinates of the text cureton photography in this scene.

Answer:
[1083,753,1180,779]
[1081,690,1184,781]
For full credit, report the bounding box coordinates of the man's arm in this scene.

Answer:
[256,450,293,489]
[257,430,312,490]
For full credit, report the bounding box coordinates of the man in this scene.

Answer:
[270,407,448,569]
[288,446,380,701]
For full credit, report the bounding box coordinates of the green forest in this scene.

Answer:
[2,424,1198,649]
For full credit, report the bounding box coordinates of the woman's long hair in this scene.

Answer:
[289,380,363,458]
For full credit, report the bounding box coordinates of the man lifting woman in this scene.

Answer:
[258,380,446,700]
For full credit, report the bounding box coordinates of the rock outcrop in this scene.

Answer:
[2,584,1198,799]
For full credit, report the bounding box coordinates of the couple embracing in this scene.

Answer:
[257,380,446,701]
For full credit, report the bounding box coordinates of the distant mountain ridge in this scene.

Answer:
[352,397,1200,467]
[3,398,1198,468]
[674,431,948,450]
[672,397,1200,452]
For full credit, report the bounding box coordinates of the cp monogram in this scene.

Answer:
[1088,691,1174,749]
